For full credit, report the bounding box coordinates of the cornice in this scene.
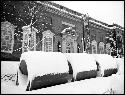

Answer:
[35,1,83,23]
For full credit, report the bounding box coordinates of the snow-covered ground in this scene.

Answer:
[1,61,19,75]
[114,58,124,75]
[1,53,124,94]
[1,74,124,94]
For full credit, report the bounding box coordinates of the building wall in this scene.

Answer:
[45,10,83,52]
[85,22,109,54]
[115,28,124,55]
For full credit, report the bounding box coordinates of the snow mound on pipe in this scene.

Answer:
[20,51,69,76]
[64,53,97,72]
[93,54,117,70]
[18,51,69,90]
[64,53,97,81]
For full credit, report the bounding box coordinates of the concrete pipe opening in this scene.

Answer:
[19,60,28,75]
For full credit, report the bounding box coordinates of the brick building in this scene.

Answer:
[1,1,124,60]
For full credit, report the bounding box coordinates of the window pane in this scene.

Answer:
[5,35,10,41]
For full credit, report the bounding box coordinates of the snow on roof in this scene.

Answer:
[89,20,111,30]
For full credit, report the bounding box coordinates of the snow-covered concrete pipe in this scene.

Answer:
[64,53,97,81]
[93,54,118,77]
[17,51,70,91]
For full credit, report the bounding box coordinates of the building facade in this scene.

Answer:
[1,1,124,60]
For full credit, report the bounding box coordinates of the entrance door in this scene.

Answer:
[91,40,97,54]
[62,35,77,53]
[42,30,54,52]
[66,39,73,53]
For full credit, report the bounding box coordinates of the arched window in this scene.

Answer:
[99,42,104,54]
[1,21,16,53]
[106,43,111,55]
[91,40,97,54]
[42,30,54,52]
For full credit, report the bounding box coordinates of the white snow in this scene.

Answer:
[1,61,19,75]
[18,51,69,90]
[91,54,118,76]
[24,77,111,94]
[1,82,26,94]
[93,54,117,70]
[114,58,124,75]
[20,51,69,75]
[110,74,124,94]
[64,53,97,71]
[2,74,124,94]
[64,53,97,80]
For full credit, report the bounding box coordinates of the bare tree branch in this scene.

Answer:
[32,19,38,26]
[20,18,28,26]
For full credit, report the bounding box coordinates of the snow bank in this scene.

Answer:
[18,51,69,90]
[25,74,124,94]
[64,53,97,81]
[1,81,26,94]
[2,74,124,94]
[1,61,19,75]
[1,61,19,83]
[110,74,124,94]
[25,77,112,94]
[114,58,124,75]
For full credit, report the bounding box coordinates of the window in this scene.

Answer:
[44,36,52,52]
[1,21,16,53]
[91,40,97,54]
[99,42,104,54]
[42,30,54,52]
[106,43,111,55]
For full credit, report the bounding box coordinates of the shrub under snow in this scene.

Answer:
[17,51,69,90]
